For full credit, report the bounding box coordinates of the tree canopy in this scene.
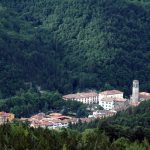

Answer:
[0,0,149,98]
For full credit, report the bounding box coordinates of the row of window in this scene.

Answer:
[101,104,112,108]
[101,101,112,105]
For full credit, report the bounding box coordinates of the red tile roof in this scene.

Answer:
[101,97,126,102]
[49,113,62,117]
[139,92,150,100]
[114,98,126,102]
[63,92,98,99]
[100,90,123,95]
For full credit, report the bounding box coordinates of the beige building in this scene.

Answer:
[139,92,150,101]
[99,90,126,110]
[0,112,15,125]
[99,90,124,101]
[63,91,99,104]
[99,97,127,110]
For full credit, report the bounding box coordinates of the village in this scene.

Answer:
[0,80,150,129]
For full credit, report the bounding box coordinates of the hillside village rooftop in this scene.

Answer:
[100,90,123,95]
[139,92,150,100]
[101,97,126,102]
[63,92,98,99]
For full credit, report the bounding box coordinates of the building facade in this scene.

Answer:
[131,80,139,103]
[63,91,99,104]
[99,90,123,101]
[99,97,114,110]
[0,112,15,124]
[99,90,127,110]
[139,92,150,101]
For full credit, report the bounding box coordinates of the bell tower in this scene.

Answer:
[131,80,139,103]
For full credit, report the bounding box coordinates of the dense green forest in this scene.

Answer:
[0,0,150,149]
[0,120,149,150]
[70,101,150,136]
[0,0,149,98]
[0,95,150,149]
[0,90,88,118]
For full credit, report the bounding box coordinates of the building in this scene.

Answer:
[99,97,114,110]
[0,116,7,125]
[130,80,140,106]
[89,110,117,119]
[20,113,78,129]
[0,112,15,125]
[113,98,128,111]
[129,80,150,106]
[63,91,99,104]
[139,92,150,101]
[131,80,139,103]
[99,97,127,110]
[99,90,124,101]
[99,90,125,110]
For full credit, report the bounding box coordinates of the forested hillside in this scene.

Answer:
[0,90,88,118]
[70,100,150,135]
[0,0,150,98]
[68,100,150,149]
[0,122,149,150]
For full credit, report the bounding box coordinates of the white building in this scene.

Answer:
[130,80,139,104]
[99,90,123,101]
[63,91,99,104]
[89,110,117,118]
[99,90,126,110]
[99,97,114,110]
[63,89,128,110]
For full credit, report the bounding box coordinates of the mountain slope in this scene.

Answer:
[0,0,150,97]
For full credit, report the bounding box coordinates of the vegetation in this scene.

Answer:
[0,0,149,98]
[0,90,88,118]
[0,0,150,148]
[70,101,150,138]
[0,123,149,150]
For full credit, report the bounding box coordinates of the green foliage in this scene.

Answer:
[0,90,88,117]
[109,100,150,128]
[0,0,149,98]
[0,123,149,150]
[70,101,150,142]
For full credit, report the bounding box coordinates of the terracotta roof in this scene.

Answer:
[114,98,126,102]
[49,113,62,117]
[101,97,126,102]
[0,112,14,117]
[63,92,98,99]
[139,92,150,100]
[100,90,123,95]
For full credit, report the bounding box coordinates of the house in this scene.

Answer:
[63,91,99,104]
[113,98,128,111]
[89,110,117,118]
[99,90,124,101]
[99,97,114,110]
[21,113,78,129]
[0,112,15,124]
[99,90,126,110]
[99,97,127,110]
[139,92,150,101]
